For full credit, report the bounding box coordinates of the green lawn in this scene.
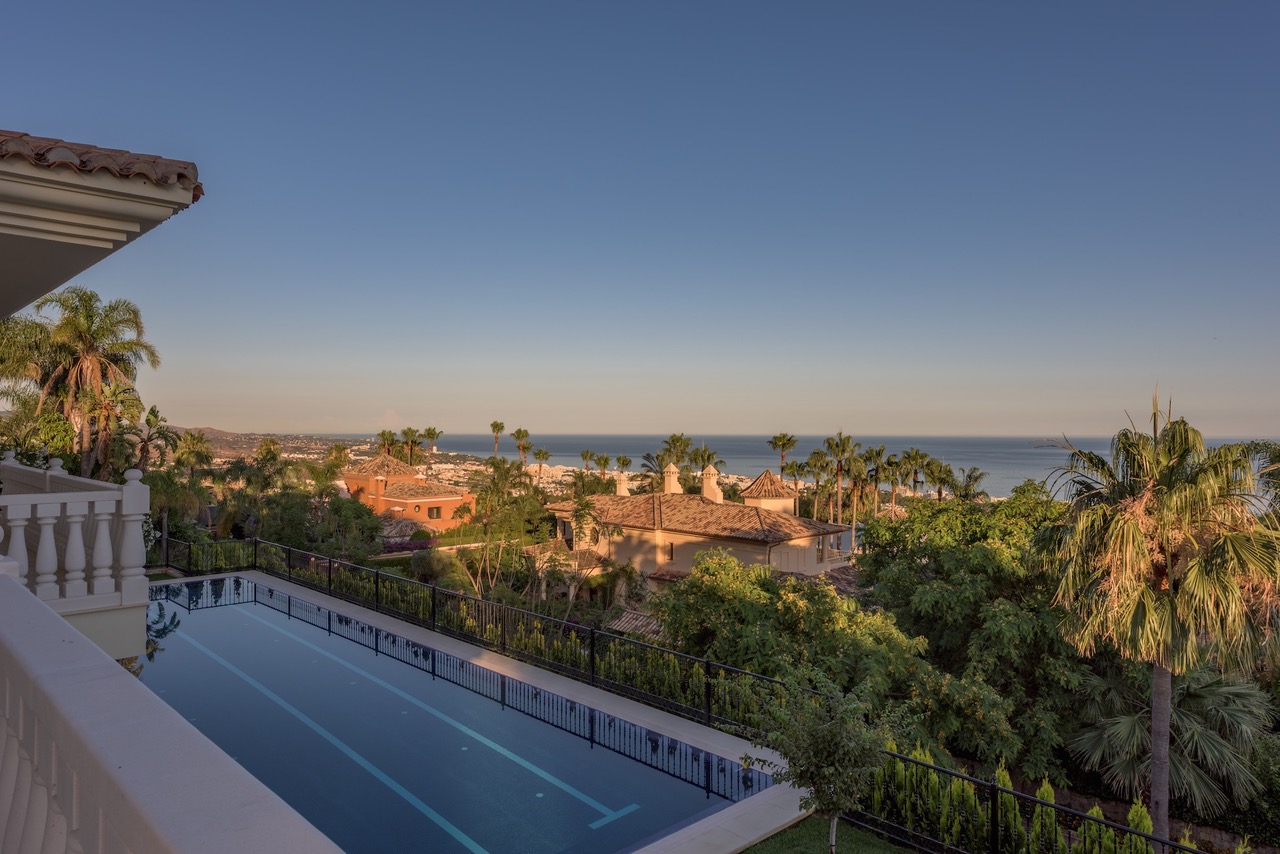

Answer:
[748,817,911,853]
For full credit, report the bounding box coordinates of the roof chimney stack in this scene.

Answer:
[662,463,681,495]
[700,466,723,503]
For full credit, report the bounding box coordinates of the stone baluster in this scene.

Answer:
[0,528,17,579]
[34,503,61,600]
[89,501,115,595]
[118,470,148,604]
[5,503,31,585]
[62,501,88,598]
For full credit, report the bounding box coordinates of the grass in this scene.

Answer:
[747,816,911,853]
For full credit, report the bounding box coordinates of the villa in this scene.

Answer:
[545,464,850,588]
[342,453,475,532]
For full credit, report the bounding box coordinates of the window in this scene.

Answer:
[427,507,441,519]
[413,505,421,513]
[666,543,674,562]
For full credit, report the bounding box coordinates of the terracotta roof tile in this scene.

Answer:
[0,129,203,201]
[344,454,418,477]
[381,481,465,500]
[740,469,796,499]
[546,493,844,543]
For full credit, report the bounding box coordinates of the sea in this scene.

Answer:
[329,433,1129,499]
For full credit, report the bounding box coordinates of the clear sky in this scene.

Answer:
[7,1,1278,438]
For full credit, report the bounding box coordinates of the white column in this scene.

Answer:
[0,528,17,579]
[118,469,148,604]
[62,501,88,599]
[89,501,116,595]
[5,504,31,583]
[34,503,61,600]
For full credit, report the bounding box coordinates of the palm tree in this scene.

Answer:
[594,452,611,477]
[1035,403,1280,840]
[768,433,798,477]
[29,287,161,476]
[424,426,442,453]
[510,427,530,463]
[174,430,213,480]
[490,421,505,457]
[782,459,805,515]
[86,380,142,480]
[662,433,693,470]
[517,439,532,467]
[923,458,955,501]
[401,427,423,466]
[616,455,632,493]
[861,445,886,517]
[580,449,593,474]
[806,449,834,521]
[375,429,398,456]
[882,453,905,512]
[823,432,861,525]
[687,443,725,472]
[902,447,930,497]
[532,447,551,487]
[952,466,990,502]
[134,405,178,473]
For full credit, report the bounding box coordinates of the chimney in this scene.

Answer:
[700,465,723,503]
[662,463,681,495]
[615,470,630,496]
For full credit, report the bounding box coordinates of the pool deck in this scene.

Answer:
[159,572,808,853]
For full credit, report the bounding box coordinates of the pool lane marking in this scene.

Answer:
[177,632,490,854]
[240,607,641,828]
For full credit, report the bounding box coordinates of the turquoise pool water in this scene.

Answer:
[141,579,766,853]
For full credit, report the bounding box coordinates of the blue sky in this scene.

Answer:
[7,1,1278,437]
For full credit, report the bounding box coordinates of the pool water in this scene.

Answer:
[141,580,762,853]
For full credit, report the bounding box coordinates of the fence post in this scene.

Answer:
[704,658,713,725]
[253,537,259,571]
[589,628,597,686]
[500,608,507,654]
[327,558,333,593]
[988,776,1000,854]
[430,584,438,632]
[286,547,293,581]
[375,570,381,612]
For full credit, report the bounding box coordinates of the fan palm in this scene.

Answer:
[532,447,550,487]
[401,427,423,466]
[953,466,990,502]
[806,449,834,521]
[824,431,861,525]
[424,426,442,453]
[768,433,798,477]
[1069,661,1272,818]
[1035,402,1280,840]
[923,458,955,501]
[174,431,213,480]
[688,443,725,472]
[509,427,530,463]
[489,421,505,457]
[375,429,398,456]
[862,445,886,516]
[903,447,929,497]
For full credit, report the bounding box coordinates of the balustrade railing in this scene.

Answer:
[0,452,148,609]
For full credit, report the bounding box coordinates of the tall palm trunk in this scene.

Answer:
[1151,662,1172,841]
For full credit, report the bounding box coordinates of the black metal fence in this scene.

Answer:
[161,538,1195,854]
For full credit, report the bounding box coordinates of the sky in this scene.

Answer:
[6,1,1278,438]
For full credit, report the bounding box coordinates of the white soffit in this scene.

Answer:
[0,157,197,317]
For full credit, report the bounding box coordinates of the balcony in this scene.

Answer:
[0,452,152,660]
[0,453,342,853]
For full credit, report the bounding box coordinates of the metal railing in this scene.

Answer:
[161,537,1194,854]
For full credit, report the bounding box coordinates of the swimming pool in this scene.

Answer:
[142,579,769,853]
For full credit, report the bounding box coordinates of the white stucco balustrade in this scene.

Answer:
[0,453,150,658]
[0,574,342,854]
